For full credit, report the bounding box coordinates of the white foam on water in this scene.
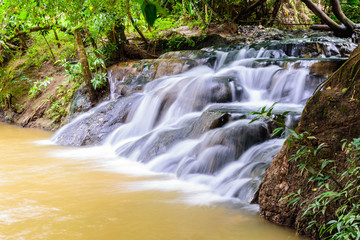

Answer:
[48,43,340,207]
[48,145,247,206]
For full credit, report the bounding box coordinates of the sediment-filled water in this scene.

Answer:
[1,38,356,239]
[0,123,304,239]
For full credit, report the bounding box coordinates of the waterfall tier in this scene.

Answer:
[51,39,356,204]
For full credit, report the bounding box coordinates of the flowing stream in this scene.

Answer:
[1,38,356,239]
[0,123,303,239]
[51,39,352,203]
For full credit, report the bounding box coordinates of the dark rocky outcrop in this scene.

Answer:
[53,94,142,146]
[258,46,360,238]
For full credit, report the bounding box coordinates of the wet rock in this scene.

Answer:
[117,111,231,162]
[210,76,234,103]
[258,46,360,238]
[107,58,200,98]
[106,38,356,104]
[194,120,269,160]
[309,60,345,76]
[53,94,142,146]
[175,120,270,176]
[263,40,351,58]
[159,50,218,67]
[68,85,92,122]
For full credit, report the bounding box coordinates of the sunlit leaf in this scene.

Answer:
[19,11,28,20]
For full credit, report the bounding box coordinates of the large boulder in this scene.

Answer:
[107,58,199,98]
[258,46,360,238]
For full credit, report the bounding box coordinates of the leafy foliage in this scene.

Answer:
[140,0,158,27]
[250,104,360,239]
[28,76,52,98]
[166,35,196,50]
[321,0,360,23]
[45,79,81,124]
[91,72,108,90]
[249,103,291,138]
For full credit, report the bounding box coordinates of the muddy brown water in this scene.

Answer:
[0,122,304,240]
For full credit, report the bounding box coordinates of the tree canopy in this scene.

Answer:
[0,0,359,106]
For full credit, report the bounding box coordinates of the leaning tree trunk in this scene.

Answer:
[74,28,98,103]
[301,0,355,37]
[330,0,356,30]
[126,0,148,45]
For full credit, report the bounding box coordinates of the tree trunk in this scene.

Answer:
[269,0,282,26]
[74,28,97,103]
[83,23,104,60]
[126,0,148,45]
[41,34,56,62]
[53,30,61,48]
[9,25,69,42]
[330,0,355,30]
[301,0,353,37]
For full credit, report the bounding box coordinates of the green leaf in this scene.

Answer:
[141,0,157,26]
[19,11,28,20]
[289,129,299,139]
[271,127,284,137]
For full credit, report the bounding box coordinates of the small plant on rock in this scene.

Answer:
[28,76,53,98]
[250,104,360,240]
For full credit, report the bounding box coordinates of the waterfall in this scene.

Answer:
[51,39,354,204]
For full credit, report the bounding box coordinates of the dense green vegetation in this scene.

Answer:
[0,0,359,239]
[1,0,358,113]
[252,94,360,239]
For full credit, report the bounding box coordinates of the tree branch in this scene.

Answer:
[74,28,98,103]
[330,0,355,30]
[9,25,69,41]
[311,24,332,31]
[301,0,351,37]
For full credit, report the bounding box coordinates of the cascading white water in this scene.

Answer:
[52,42,348,204]
[103,46,320,201]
